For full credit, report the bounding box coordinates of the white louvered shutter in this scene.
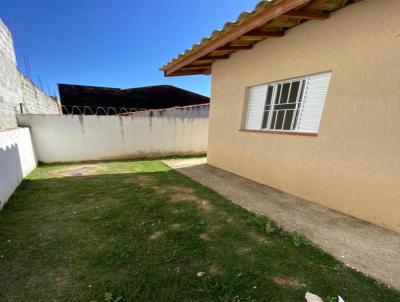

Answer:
[297,72,332,133]
[245,85,267,130]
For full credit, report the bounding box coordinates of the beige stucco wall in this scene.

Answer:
[208,0,400,233]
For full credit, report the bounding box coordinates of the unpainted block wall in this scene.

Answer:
[0,20,60,130]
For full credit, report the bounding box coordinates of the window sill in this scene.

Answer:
[239,129,318,137]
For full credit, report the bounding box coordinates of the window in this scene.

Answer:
[244,72,332,133]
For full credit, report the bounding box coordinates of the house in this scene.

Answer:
[161,0,400,233]
[58,84,209,114]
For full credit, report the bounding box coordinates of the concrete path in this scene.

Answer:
[164,158,400,290]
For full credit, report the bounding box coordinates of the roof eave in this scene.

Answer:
[162,0,311,77]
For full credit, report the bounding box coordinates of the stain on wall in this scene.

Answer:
[17,113,208,163]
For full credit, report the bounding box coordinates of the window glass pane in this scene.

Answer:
[270,110,277,129]
[275,110,285,129]
[265,86,274,106]
[288,81,300,104]
[275,84,282,105]
[292,80,306,130]
[261,86,274,129]
[283,110,294,130]
[261,111,269,129]
[280,83,290,104]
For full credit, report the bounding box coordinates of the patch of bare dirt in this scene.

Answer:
[140,183,198,202]
[170,223,181,229]
[250,232,268,243]
[207,221,221,232]
[123,175,159,187]
[148,231,163,241]
[165,186,195,194]
[135,175,155,186]
[54,275,68,286]
[272,276,300,289]
[169,192,213,212]
[199,233,210,241]
[198,200,212,211]
[55,164,103,177]
[209,265,221,275]
[236,246,252,255]
[170,193,198,202]
[134,180,212,211]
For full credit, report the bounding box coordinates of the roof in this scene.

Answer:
[161,0,361,77]
[58,84,209,111]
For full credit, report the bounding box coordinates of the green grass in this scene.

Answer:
[0,160,398,302]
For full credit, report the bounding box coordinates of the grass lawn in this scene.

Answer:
[0,160,398,302]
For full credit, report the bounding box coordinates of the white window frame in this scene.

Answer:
[262,77,308,132]
[243,72,331,134]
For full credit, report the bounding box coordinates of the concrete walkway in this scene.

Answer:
[164,158,400,290]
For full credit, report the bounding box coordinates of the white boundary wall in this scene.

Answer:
[0,128,37,208]
[131,104,209,118]
[17,114,208,163]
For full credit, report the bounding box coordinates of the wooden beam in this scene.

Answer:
[165,69,211,77]
[217,45,253,51]
[187,62,212,67]
[164,0,310,75]
[282,10,329,20]
[199,54,230,61]
[181,66,212,71]
[242,30,284,38]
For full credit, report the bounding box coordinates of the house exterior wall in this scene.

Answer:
[208,0,400,232]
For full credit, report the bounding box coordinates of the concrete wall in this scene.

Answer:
[17,113,208,163]
[0,128,37,209]
[208,0,400,232]
[129,104,209,119]
[0,20,60,130]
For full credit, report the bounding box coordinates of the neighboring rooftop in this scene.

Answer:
[58,84,209,112]
[160,0,360,77]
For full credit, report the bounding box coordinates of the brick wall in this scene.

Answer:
[0,20,60,130]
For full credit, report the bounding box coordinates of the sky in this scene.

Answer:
[0,0,260,97]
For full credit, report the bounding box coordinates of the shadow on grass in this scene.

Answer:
[0,168,398,302]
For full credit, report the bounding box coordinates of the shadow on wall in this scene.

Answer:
[0,143,23,209]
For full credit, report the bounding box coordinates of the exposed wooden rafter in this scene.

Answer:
[181,65,212,71]
[168,69,211,76]
[217,45,253,51]
[242,30,285,38]
[282,10,329,20]
[199,54,230,61]
[188,62,213,67]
